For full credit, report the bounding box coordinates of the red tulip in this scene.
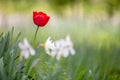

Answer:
[33,11,50,27]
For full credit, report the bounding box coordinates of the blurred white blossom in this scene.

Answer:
[45,37,55,55]
[18,38,35,59]
[45,35,75,60]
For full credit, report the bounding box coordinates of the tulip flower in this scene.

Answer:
[33,11,50,27]
[33,11,50,42]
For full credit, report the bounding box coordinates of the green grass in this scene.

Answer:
[0,20,120,80]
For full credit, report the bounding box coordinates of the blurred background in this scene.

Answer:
[0,0,81,28]
[0,0,120,79]
[0,0,81,40]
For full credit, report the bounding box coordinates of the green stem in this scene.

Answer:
[33,26,39,44]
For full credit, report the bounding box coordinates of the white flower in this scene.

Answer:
[45,37,55,55]
[63,35,75,55]
[18,38,35,59]
[54,35,75,60]
[44,35,75,60]
[51,39,63,60]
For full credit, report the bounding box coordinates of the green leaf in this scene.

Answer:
[0,32,3,38]
[0,57,6,80]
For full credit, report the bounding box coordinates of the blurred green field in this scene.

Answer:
[0,0,120,79]
[1,20,118,80]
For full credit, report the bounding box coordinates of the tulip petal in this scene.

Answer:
[33,11,50,27]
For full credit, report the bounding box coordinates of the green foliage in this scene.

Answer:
[105,0,120,17]
[0,28,21,79]
[48,0,80,14]
[0,0,39,12]
[0,28,38,80]
[83,0,120,17]
[0,23,120,80]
